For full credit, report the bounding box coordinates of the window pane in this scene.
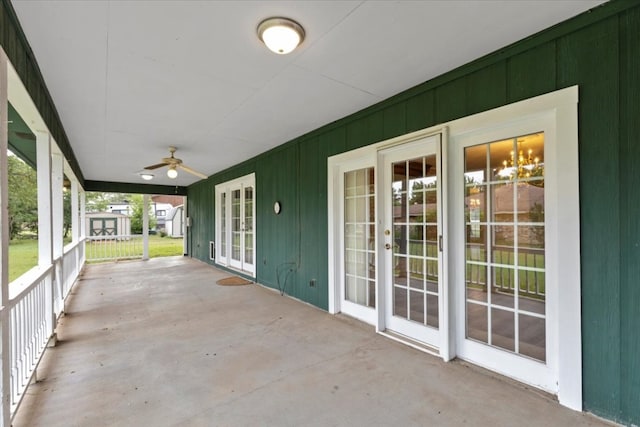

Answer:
[491,308,515,352]
[517,182,545,222]
[409,290,424,324]
[519,314,546,362]
[465,144,487,184]
[394,286,407,318]
[467,302,488,343]
[491,183,514,223]
[344,167,375,308]
[464,132,546,360]
[426,294,439,328]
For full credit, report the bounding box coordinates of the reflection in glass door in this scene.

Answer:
[382,135,443,348]
[391,156,439,328]
[463,132,545,362]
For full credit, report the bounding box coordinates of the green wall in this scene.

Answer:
[187,2,640,424]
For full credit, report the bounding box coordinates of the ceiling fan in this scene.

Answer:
[144,146,207,180]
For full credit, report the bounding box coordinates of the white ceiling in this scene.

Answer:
[11,0,605,187]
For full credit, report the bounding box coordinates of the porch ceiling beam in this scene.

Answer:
[83,180,187,196]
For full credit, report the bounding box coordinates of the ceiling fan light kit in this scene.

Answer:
[143,146,208,180]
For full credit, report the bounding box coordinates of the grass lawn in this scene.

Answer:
[8,235,184,282]
[148,235,184,258]
[7,239,38,283]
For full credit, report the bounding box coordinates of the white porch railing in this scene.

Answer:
[85,235,143,262]
[6,239,86,418]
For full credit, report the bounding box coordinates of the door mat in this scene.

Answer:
[217,276,253,286]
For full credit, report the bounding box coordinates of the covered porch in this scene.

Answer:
[13,257,605,427]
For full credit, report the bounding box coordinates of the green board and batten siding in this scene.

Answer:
[187,2,640,424]
[1,0,637,423]
[620,6,640,423]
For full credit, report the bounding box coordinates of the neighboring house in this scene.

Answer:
[152,203,172,231]
[107,203,132,216]
[165,205,184,238]
[104,201,174,231]
[152,196,184,231]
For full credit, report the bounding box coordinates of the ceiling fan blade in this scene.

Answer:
[178,164,208,179]
[144,162,168,170]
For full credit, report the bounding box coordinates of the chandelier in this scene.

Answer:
[498,147,542,179]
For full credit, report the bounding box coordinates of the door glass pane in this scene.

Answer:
[231,189,241,261]
[344,167,375,308]
[519,314,546,362]
[464,132,546,362]
[220,193,226,257]
[244,187,254,265]
[391,156,438,329]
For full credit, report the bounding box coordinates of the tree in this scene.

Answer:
[85,192,128,213]
[7,155,38,239]
[63,188,71,238]
[130,194,156,234]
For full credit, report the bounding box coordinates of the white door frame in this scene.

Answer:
[328,128,450,359]
[328,146,377,325]
[327,86,580,410]
[446,86,580,409]
[215,173,256,277]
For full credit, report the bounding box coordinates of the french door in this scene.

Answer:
[451,116,559,393]
[329,87,580,407]
[379,135,444,349]
[335,158,377,325]
[215,173,255,276]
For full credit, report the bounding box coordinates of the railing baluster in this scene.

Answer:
[85,235,145,262]
[7,240,86,416]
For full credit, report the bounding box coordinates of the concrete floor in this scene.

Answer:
[13,257,609,427]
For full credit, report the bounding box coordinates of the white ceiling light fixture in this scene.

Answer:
[257,17,305,55]
[167,165,178,179]
[140,173,154,181]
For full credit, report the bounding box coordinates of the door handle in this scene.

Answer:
[385,243,391,250]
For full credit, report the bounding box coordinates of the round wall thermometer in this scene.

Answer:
[273,201,282,215]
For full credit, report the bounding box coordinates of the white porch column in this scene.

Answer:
[36,132,55,341]
[80,190,86,240]
[36,132,53,267]
[51,152,64,315]
[51,153,63,260]
[70,179,79,243]
[142,194,149,261]
[182,196,187,256]
[0,47,11,427]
